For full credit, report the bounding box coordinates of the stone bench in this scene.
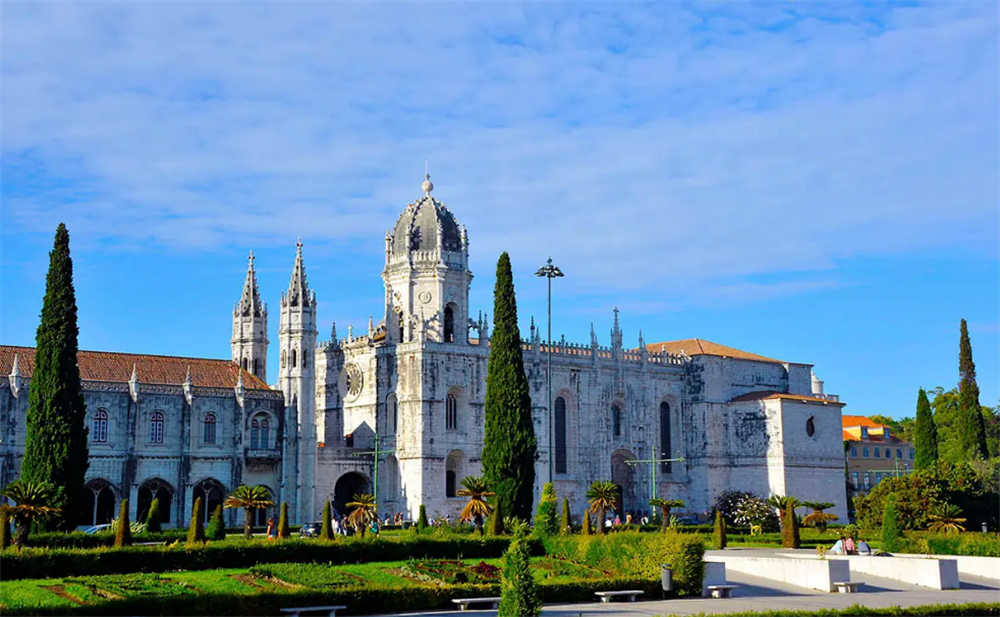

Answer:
[451,597,500,611]
[595,590,644,603]
[279,606,347,617]
[706,584,736,598]
[833,581,863,593]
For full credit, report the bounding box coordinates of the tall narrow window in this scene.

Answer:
[93,409,108,443]
[291,349,297,368]
[444,305,455,343]
[204,413,217,444]
[554,397,567,474]
[250,414,270,449]
[446,470,456,497]
[242,358,248,370]
[659,402,672,472]
[150,412,164,444]
[446,393,457,430]
[611,404,622,438]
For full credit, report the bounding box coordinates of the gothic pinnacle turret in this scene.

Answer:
[237,251,264,318]
[232,250,269,382]
[283,239,313,308]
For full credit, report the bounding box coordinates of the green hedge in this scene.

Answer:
[895,532,1000,557]
[0,536,527,581]
[542,531,704,596]
[28,530,189,549]
[0,576,659,616]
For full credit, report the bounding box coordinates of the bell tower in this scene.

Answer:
[231,251,268,382]
[382,174,473,345]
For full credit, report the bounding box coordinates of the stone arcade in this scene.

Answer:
[0,176,848,527]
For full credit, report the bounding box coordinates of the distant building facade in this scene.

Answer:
[843,414,915,498]
[1,176,851,527]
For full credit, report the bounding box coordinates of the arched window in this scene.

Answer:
[445,450,463,498]
[250,414,270,449]
[150,411,164,444]
[204,413,217,444]
[242,358,248,370]
[253,359,260,376]
[659,402,672,472]
[554,397,567,474]
[444,305,455,343]
[137,478,173,524]
[193,478,225,523]
[281,350,286,368]
[93,409,108,443]
[396,311,404,342]
[445,393,457,431]
[611,404,622,438]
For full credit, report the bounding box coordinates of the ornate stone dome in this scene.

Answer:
[389,174,463,256]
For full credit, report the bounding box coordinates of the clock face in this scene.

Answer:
[345,363,363,399]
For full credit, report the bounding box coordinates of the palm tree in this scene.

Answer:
[766,494,802,513]
[927,504,966,535]
[801,501,838,532]
[0,480,60,547]
[346,493,377,537]
[586,481,618,535]
[223,485,274,538]
[457,476,494,536]
[649,498,685,531]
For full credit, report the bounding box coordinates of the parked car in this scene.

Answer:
[83,524,111,534]
[299,521,322,537]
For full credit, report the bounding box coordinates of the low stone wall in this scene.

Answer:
[713,554,849,592]
[896,553,998,583]
[839,555,959,590]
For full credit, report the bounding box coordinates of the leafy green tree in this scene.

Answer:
[482,252,537,522]
[560,497,571,535]
[869,415,915,444]
[498,525,541,617]
[458,476,495,536]
[488,499,504,536]
[533,482,559,537]
[114,498,132,547]
[781,503,800,548]
[416,504,429,533]
[346,493,376,538]
[1,480,59,546]
[958,319,989,460]
[650,498,685,532]
[224,485,274,538]
[713,510,727,549]
[320,500,334,540]
[982,405,1000,458]
[145,497,162,533]
[881,498,901,552]
[586,481,617,535]
[186,497,205,546]
[276,502,290,539]
[581,509,592,536]
[206,504,225,541]
[914,388,938,469]
[21,224,89,530]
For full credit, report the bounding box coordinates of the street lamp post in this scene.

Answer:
[535,257,564,484]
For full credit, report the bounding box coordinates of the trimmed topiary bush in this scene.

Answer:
[277,503,290,539]
[882,498,902,553]
[145,497,162,533]
[560,498,571,535]
[206,505,225,541]
[582,510,592,536]
[186,497,206,546]
[713,510,727,549]
[533,483,559,538]
[781,504,800,548]
[417,505,429,534]
[114,499,132,547]
[498,528,541,617]
[320,500,334,541]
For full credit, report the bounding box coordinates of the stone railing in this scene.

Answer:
[520,340,686,367]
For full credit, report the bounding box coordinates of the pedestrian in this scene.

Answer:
[844,535,856,555]
[266,516,276,540]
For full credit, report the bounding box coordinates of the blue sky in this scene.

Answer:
[1,2,997,418]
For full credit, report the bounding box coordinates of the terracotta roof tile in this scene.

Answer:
[0,345,271,390]
[841,415,885,429]
[645,338,784,364]
[730,390,845,406]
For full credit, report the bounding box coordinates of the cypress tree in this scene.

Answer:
[881,498,901,553]
[277,502,290,539]
[482,252,537,522]
[416,504,429,533]
[114,499,132,547]
[958,319,989,459]
[533,482,558,537]
[145,498,162,533]
[206,505,225,541]
[914,388,938,470]
[488,499,504,536]
[186,497,205,546]
[320,500,334,540]
[0,509,9,550]
[781,504,799,548]
[22,223,89,530]
[560,497,571,535]
[713,510,727,549]
[581,509,592,536]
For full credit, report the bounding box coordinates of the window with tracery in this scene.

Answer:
[250,414,270,449]
[446,393,458,430]
[612,404,622,437]
[93,409,108,443]
[204,413,217,444]
[444,305,455,342]
[554,397,567,474]
[149,412,164,444]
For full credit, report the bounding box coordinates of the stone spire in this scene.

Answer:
[611,307,622,350]
[238,251,264,317]
[285,239,311,307]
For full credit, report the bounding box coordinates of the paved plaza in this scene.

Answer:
[374,565,1000,617]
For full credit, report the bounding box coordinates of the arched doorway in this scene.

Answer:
[445,450,464,498]
[610,449,635,517]
[333,472,369,518]
[137,478,174,525]
[81,479,116,526]
[193,478,225,523]
[252,485,275,526]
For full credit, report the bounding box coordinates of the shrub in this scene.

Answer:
[320,500,334,541]
[114,499,131,548]
[533,483,558,538]
[542,531,704,596]
[186,498,206,546]
[498,530,541,617]
[488,500,504,536]
[417,505,429,533]
[713,510,727,549]
[882,499,902,553]
[781,504,800,548]
[0,508,10,550]
[581,510,592,536]
[277,503,290,539]
[560,498,571,535]
[206,505,226,541]
[145,498,162,533]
